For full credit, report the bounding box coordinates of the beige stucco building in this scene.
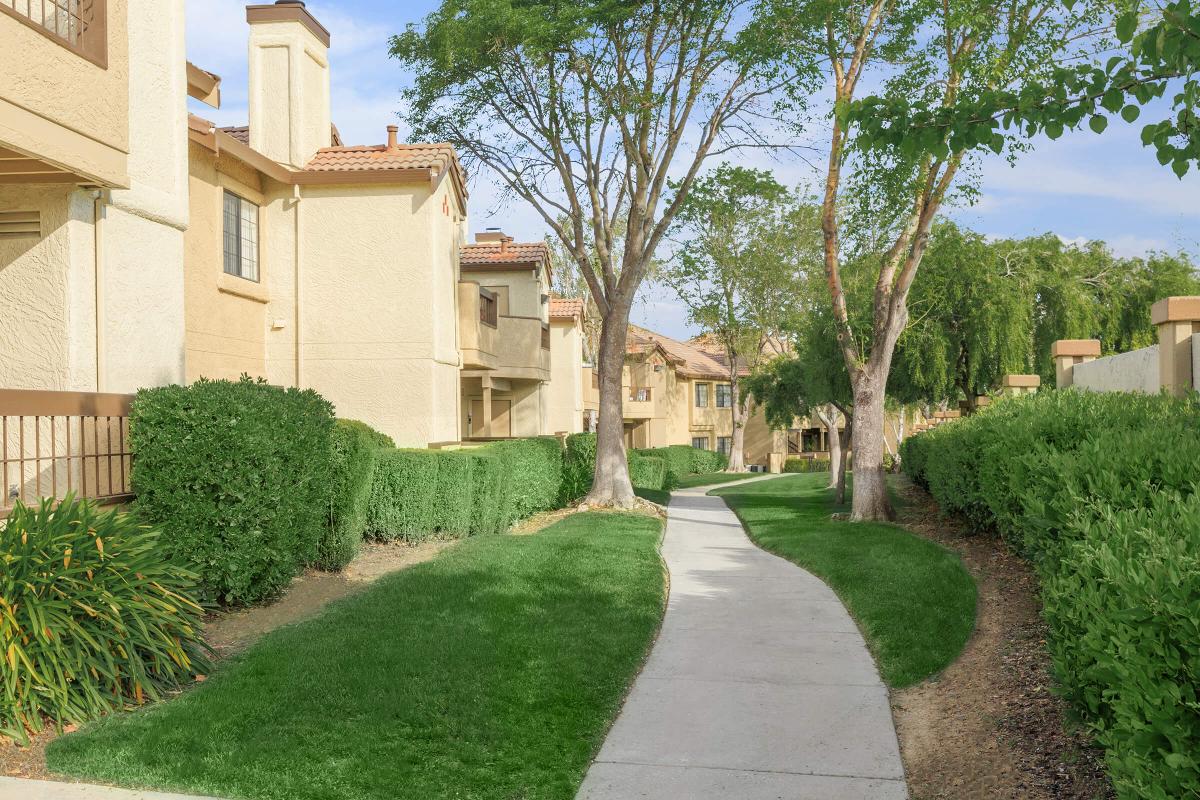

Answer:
[0,0,190,394]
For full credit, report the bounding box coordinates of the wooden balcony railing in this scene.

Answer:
[541,323,551,351]
[0,388,133,515]
[1,0,108,67]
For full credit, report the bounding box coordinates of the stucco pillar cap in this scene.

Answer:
[1150,296,1200,325]
[1001,374,1041,388]
[1050,339,1101,358]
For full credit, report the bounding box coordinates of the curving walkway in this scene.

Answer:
[577,479,908,799]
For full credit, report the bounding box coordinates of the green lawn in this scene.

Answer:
[713,474,976,687]
[674,471,764,489]
[47,513,665,800]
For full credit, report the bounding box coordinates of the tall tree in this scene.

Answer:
[393,1,818,507]
[797,0,1114,520]
[662,165,817,471]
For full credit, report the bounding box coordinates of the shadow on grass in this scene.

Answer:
[713,474,977,688]
[47,513,664,800]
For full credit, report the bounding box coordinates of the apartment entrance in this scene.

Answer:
[469,399,512,438]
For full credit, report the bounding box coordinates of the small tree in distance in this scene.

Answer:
[661,165,817,471]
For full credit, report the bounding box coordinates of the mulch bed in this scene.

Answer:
[891,478,1114,800]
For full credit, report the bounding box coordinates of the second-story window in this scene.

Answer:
[716,383,732,408]
[695,382,710,408]
[223,191,259,282]
[630,387,651,402]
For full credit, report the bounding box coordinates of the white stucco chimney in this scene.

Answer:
[246,1,332,168]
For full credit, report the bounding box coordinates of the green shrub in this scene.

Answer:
[0,496,212,744]
[636,447,691,489]
[468,450,506,535]
[367,449,441,542]
[319,420,395,571]
[562,433,597,503]
[902,390,1200,796]
[689,446,728,474]
[485,437,564,523]
[432,450,475,537]
[783,457,832,474]
[131,377,334,605]
[628,454,666,490]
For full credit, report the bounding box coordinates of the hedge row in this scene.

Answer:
[783,457,831,474]
[319,420,395,570]
[900,391,1200,799]
[131,378,335,605]
[561,434,719,502]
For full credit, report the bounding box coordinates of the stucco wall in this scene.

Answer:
[0,186,95,390]
[465,268,546,320]
[184,143,269,382]
[1073,345,1160,394]
[548,321,583,433]
[247,19,331,168]
[0,0,130,184]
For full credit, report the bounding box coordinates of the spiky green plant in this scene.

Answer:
[1,495,212,744]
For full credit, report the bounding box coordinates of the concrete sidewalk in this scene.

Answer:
[577,480,908,799]
[0,778,223,800]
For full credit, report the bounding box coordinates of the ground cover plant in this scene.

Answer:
[130,377,334,606]
[901,391,1200,798]
[714,473,976,687]
[1,496,211,744]
[47,512,665,800]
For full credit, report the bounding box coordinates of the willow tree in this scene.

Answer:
[393,1,818,506]
[790,0,1115,520]
[661,166,816,471]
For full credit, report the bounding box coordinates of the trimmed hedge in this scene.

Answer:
[783,457,831,474]
[367,449,441,541]
[319,420,395,570]
[628,453,667,491]
[487,437,565,524]
[130,378,334,606]
[901,390,1200,798]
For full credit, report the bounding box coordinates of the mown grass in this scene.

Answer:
[47,513,665,800]
[713,473,976,687]
[674,471,764,489]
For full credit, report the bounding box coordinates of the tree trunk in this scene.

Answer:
[584,303,635,508]
[849,376,894,521]
[727,381,749,472]
[818,404,841,491]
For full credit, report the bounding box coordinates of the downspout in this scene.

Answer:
[293,184,303,388]
[93,190,110,392]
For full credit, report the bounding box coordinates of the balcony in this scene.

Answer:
[624,386,655,419]
[0,0,128,187]
[492,315,551,380]
[457,281,498,370]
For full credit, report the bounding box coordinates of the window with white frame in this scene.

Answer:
[691,436,710,450]
[694,382,709,408]
[223,191,260,282]
[717,436,732,456]
[716,383,732,408]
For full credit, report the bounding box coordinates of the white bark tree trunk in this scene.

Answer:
[849,377,893,521]
[816,404,841,491]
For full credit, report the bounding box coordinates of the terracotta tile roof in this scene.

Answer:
[221,125,250,145]
[550,296,586,320]
[303,143,461,174]
[220,124,343,147]
[460,241,551,270]
[626,325,739,379]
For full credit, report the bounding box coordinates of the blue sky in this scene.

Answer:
[188,0,1199,340]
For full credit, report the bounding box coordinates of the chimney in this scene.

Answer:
[475,228,508,244]
[500,236,512,253]
[246,1,332,168]
[386,125,398,151]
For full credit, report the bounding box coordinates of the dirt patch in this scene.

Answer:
[891,479,1113,800]
[1,538,452,782]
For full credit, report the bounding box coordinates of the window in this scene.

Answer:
[479,289,498,327]
[223,191,259,282]
[694,382,710,408]
[716,383,732,408]
[691,436,710,450]
[717,436,732,456]
[630,387,651,402]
